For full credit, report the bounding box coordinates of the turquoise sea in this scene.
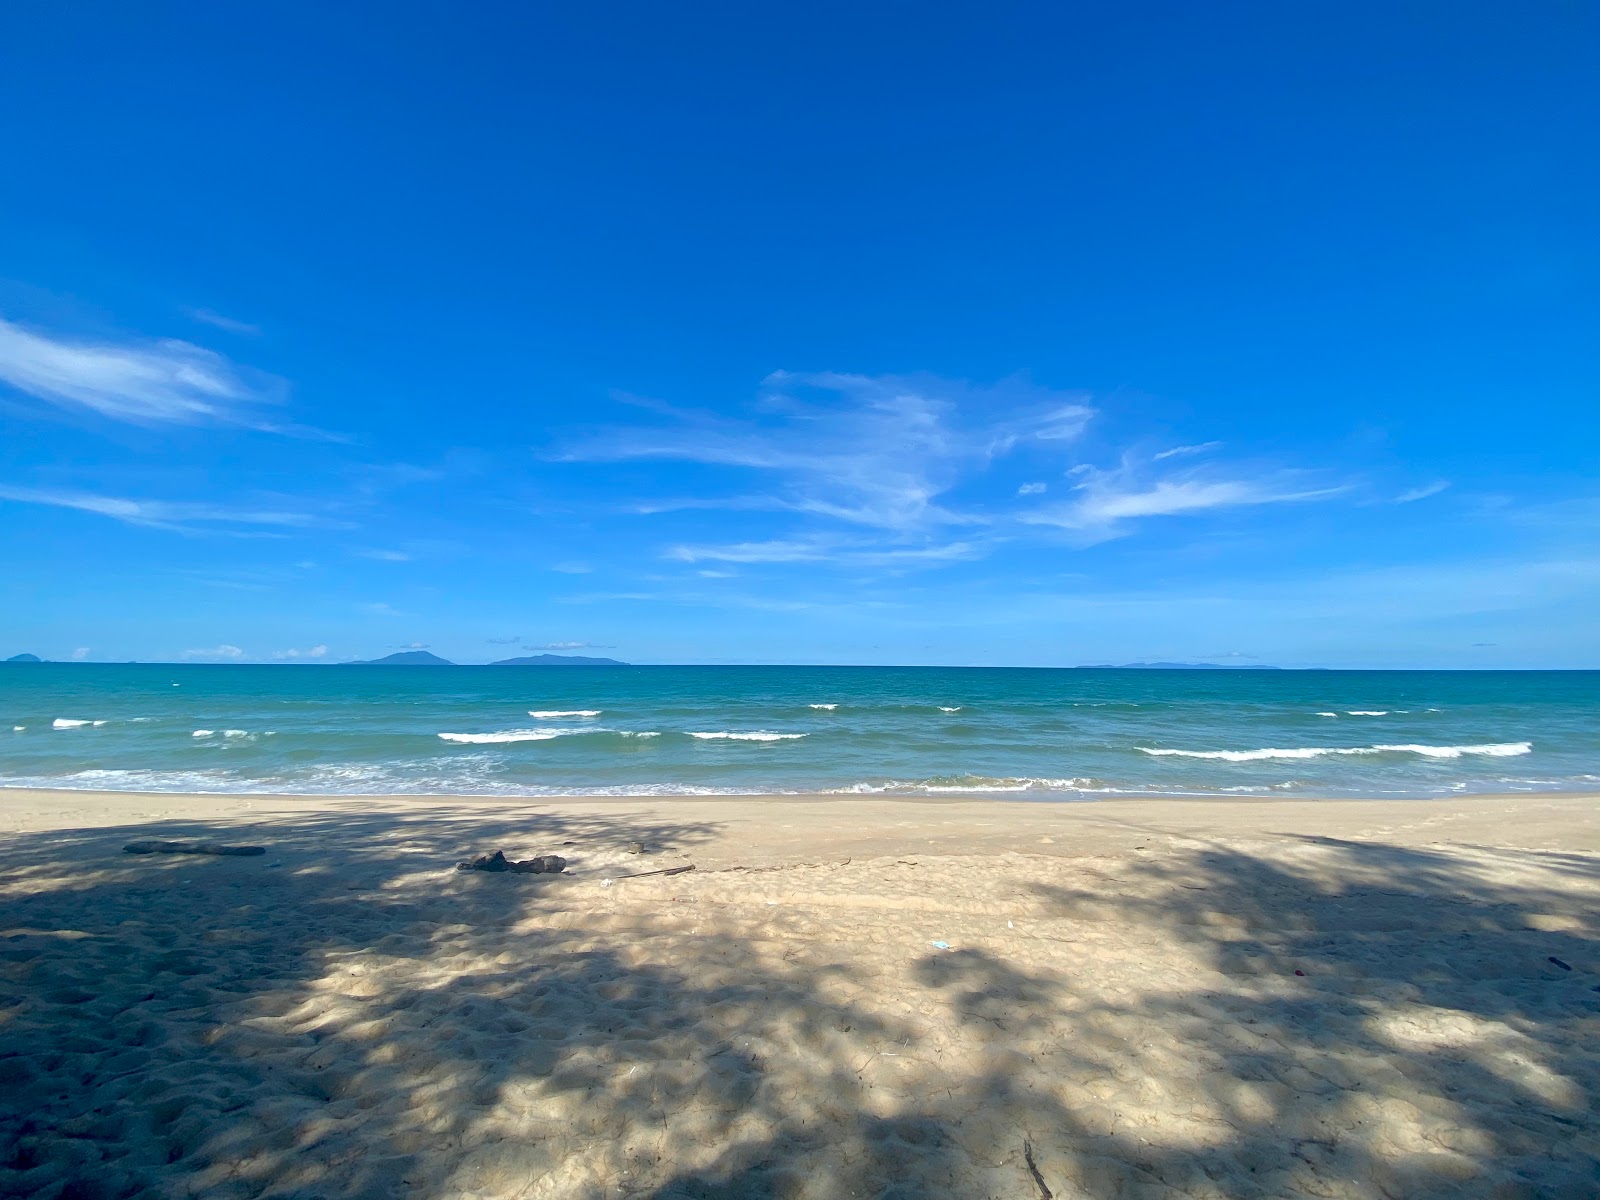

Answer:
[1,664,1595,799]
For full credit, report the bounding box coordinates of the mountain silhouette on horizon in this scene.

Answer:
[347,650,455,666]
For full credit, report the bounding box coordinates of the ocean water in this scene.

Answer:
[1,664,1596,800]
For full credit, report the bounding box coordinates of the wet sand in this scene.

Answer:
[2,788,1597,1198]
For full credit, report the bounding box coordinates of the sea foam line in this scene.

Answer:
[688,731,807,741]
[52,718,106,729]
[528,710,602,718]
[1139,742,1531,762]
[835,776,1094,794]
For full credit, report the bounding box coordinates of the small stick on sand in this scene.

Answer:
[1023,1140,1053,1199]
[123,841,266,857]
[615,864,695,880]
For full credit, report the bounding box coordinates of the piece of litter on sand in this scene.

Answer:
[124,840,266,857]
[1548,956,1572,971]
[601,878,614,887]
[930,941,951,950]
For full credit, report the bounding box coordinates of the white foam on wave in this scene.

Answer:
[1346,710,1397,716]
[223,729,249,738]
[939,706,963,713]
[439,728,596,743]
[1140,742,1531,762]
[1376,742,1530,758]
[192,729,215,738]
[688,731,807,741]
[528,710,602,718]
[808,704,838,710]
[836,776,1093,794]
[621,731,660,738]
[1316,712,1339,717]
[52,718,97,729]
[11,726,23,732]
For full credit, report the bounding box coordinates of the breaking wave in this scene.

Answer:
[439,728,598,744]
[688,731,807,741]
[1139,742,1531,762]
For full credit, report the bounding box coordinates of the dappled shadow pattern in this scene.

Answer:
[1,812,1597,1198]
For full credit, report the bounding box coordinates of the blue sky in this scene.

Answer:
[1,2,1595,668]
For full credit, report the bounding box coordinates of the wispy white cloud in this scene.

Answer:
[70,647,90,661]
[181,644,245,660]
[357,549,411,562]
[664,536,982,566]
[1153,441,1223,461]
[0,484,349,534]
[551,562,593,574]
[271,645,329,660]
[185,308,261,336]
[624,496,787,516]
[1021,463,1343,540]
[536,640,616,650]
[564,371,1351,565]
[0,316,289,429]
[360,602,403,617]
[562,371,1095,533]
[1396,481,1450,503]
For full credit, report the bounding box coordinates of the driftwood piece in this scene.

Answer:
[457,850,567,874]
[124,840,266,857]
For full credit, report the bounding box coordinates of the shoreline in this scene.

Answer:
[5,786,1598,862]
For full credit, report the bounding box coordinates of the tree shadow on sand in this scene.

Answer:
[1,813,1597,1199]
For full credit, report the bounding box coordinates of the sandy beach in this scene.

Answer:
[1,788,1597,1199]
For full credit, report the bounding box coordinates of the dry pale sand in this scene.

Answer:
[1,789,1598,1200]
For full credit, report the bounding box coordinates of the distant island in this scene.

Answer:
[1081,662,1284,670]
[489,653,628,666]
[343,651,630,666]
[4,653,43,663]
[346,651,455,665]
